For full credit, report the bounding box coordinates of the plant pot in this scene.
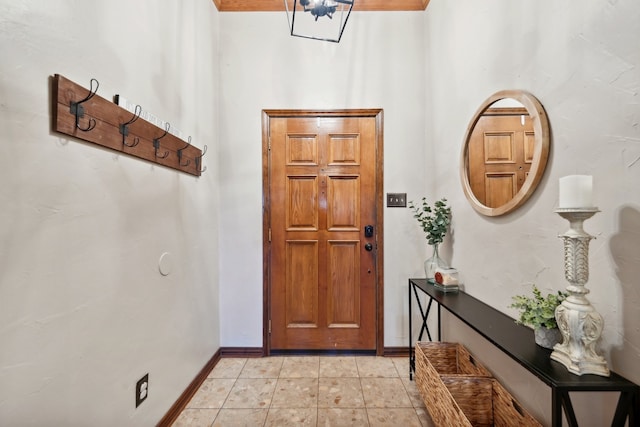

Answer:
[534,326,562,349]
[424,244,447,280]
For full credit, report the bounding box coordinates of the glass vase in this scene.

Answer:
[424,244,446,280]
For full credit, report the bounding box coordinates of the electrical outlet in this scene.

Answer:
[387,193,407,207]
[136,374,149,408]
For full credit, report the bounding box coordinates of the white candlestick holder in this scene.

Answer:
[551,207,610,377]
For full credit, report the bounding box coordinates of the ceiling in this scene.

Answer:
[212,0,430,12]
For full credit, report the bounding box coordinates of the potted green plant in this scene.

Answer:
[509,285,568,349]
[409,197,451,279]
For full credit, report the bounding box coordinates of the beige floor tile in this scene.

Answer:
[367,408,422,427]
[223,378,277,409]
[280,356,320,378]
[177,356,433,425]
[317,408,369,426]
[390,357,411,378]
[318,377,365,408]
[208,358,247,379]
[172,408,218,427]
[361,378,413,408]
[211,408,268,427]
[271,378,318,408]
[401,377,426,408]
[356,357,399,378]
[319,356,359,377]
[187,378,236,409]
[264,408,317,426]
[415,407,436,427]
[239,357,283,378]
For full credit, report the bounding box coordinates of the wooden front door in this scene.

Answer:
[468,108,534,208]
[263,110,383,353]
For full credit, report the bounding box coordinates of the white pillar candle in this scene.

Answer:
[559,175,593,208]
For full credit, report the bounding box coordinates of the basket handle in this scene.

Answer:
[468,354,477,367]
[511,398,525,417]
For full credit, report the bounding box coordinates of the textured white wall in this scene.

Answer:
[217,12,432,348]
[0,1,220,425]
[425,0,640,425]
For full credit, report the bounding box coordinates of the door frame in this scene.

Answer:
[262,109,384,356]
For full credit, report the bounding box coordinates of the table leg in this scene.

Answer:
[560,390,578,427]
[632,388,640,427]
[411,284,433,342]
[552,388,562,427]
[409,280,413,380]
[437,303,441,341]
[611,390,640,427]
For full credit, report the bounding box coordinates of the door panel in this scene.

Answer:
[327,240,360,328]
[266,113,380,351]
[485,172,517,208]
[328,134,360,165]
[327,175,359,230]
[286,176,318,230]
[285,240,319,327]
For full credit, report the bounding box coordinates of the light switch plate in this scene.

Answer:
[387,193,407,207]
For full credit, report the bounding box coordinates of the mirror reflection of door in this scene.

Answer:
[468,102,534,208]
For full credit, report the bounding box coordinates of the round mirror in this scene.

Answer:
[460,90,550,216]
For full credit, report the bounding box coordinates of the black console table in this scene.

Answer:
[408,278,639,427]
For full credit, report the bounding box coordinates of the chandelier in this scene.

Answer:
[285,0,355,43]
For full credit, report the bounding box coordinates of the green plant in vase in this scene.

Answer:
[409,197,451,280]
[509,285,568,349]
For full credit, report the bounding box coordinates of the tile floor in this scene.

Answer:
[172,356,435,426]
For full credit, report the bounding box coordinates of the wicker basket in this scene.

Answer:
[415,342,492,377]
[415,342,541,427]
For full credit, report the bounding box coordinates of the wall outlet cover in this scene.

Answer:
[136,374,149,408]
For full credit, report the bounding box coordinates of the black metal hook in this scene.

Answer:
[177,136,192,167]
[120,105,142,148]
[195,144,207,173]
[153,122,170,159]
[69,78,99,132]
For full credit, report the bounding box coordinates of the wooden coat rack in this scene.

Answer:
[52,74,205,177]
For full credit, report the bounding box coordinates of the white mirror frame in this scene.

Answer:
[460,90,550,217]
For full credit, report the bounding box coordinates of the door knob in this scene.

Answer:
[365,243,373,251]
